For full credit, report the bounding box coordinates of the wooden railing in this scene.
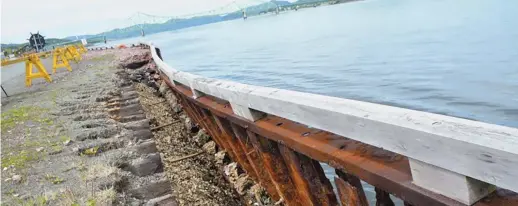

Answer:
[141,43,518,206]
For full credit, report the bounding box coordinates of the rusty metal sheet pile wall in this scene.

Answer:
[141,43,518,206]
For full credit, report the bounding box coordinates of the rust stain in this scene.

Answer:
[159,73,518,206]
[248,132,304,206]
[279,144,338,206]
[213,115,259,181]
[336,169,368,206]
[230,123,282,201]
[335,176,363,206]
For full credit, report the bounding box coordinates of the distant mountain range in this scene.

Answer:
[4,0,350,47]
[1,38,71,51]
[63,0,342,41]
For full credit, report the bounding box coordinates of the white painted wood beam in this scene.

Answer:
[147,42,518,194]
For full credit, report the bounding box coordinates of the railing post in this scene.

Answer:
[228,101,338,205]
[409,159,495,205]
[230,123,282,202]
[177,94,240,163]
[213,115,259,181]
[175,94,224,148]
[335,169,368,206]
[375,187,395,206]
[335,177,363,206]
[247,131,304,206]
[228,102,303,205]
[278,144,338,206]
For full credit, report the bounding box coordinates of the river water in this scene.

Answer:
[109,0,518,203]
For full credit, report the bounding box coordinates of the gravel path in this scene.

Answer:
[1,46,272,206]
[1,48,174,205]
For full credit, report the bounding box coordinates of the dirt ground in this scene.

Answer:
[0,47,254,206]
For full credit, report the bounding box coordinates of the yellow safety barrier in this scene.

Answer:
[25,54,52,87]
[77,44,87,54]
[65,46,81,63]
[2,51,52,67]
[1,58,25,66]
[52,48,72,73]
[71,46,81,58]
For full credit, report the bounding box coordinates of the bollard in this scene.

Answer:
[52,48,72,73]
[25,54,52,87]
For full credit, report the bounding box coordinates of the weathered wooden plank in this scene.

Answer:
[150,42,518,193]
[166,77,518,206]
[335,176,362,206]
[310,158,339,206]
[200,106,243,163]
[212,115,259,180]
[193,105,227,151]
[247,131,303,206]
[375,187,395,206]
[183,92,461,205]
[176,94,225,150]
[230,123,282,201]
[278,144,338,206]
[177,94,242,166]
[335,169,368,206]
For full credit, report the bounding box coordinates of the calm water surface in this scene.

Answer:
[112,0,518,203]
[124,0,518,128]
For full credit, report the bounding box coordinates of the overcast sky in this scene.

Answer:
[1,0,265,44]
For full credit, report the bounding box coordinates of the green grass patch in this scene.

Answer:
[15,195,48,206]
[50,144,63,154]
[1,106,50,132]
[45,174,65,184]
[1,150,40,169]
[59,135,70,142]
[82,146,99,156]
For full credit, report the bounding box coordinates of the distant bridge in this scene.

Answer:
[100,0,342,39]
